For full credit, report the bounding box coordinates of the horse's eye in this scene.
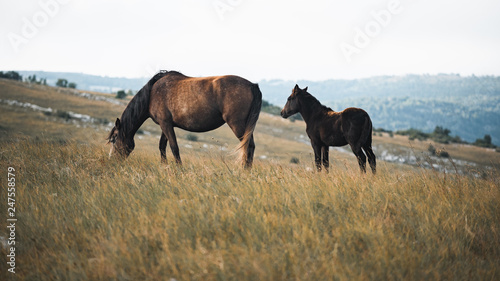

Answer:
[288,97,292,101]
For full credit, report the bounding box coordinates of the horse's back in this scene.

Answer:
[340,107,370,125]
[149,73,258,132]
[211,75,255,93]
[341,107,368,118]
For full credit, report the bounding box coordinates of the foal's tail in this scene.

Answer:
[236,83,262,167]
[359,113,373,147]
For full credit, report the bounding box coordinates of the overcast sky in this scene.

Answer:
[1,0,500,81]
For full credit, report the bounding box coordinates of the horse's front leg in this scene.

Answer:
[160,122,182,165]
[312,142,322,172]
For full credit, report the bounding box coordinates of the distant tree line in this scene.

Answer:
[0,71,23,81]
[27,74,47,85]
[373,126,497,149]
[0,71,78,89]
[56,78,77,89]
[395,126,463,144]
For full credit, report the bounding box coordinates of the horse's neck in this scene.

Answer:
[120,94,150,139]
[299,97,325,123]
[121,112,148,140]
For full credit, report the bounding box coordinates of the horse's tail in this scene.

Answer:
[236,83,262,167]
[359,112,373,147]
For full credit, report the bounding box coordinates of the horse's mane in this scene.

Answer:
[165,70,186,77]
[300,92,333,113]
[118,72,170,139]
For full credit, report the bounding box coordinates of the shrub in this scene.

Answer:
[115,90,127,99]
[428,145,436,155]
[438,150,449,158]
[186,134,198,142]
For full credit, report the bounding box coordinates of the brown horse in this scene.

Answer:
[107,71,262,168]
[281,85,376,174]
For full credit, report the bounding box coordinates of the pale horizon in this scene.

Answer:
[2,0,500,81]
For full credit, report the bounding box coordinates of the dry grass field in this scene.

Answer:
[0,79,499,280]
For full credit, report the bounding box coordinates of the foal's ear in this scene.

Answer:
[115,118,121,129]
[304,86,308,92]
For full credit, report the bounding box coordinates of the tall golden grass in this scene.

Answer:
[1,136,498,280]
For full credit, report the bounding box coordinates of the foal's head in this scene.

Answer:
[281,84,308,119]
[107,118,134,158]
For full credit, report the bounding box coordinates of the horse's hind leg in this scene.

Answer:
[246,134,256,168]
[159,133,168,164]
[363,145,376,174]
[350,144,367,173]
[322,146,330,173]
[227,121,253,168]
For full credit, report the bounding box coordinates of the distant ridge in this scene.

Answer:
[17,71,148,93]
[8,71,500,144]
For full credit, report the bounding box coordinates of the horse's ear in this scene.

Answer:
[294,84,299,91]
[304,86,308,92]
[115,118,121,129]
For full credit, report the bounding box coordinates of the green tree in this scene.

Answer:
[433,126,450,137]
[115,90,127,99]
[484,134,492,145]
[28,75,37,83]
[56,79,68,88]
[0,71,22,81]
[68,82,77,89]
[474,134,495,148]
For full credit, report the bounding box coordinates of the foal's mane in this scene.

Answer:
[300,91,333,113]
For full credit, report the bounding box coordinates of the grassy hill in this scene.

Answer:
[0,79,499,280]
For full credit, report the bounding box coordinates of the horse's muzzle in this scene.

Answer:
[281,110,289,119]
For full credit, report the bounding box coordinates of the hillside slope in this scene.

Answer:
[1,79,498,173]
[0,79,499,281]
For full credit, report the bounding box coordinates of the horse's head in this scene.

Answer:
[281,84,308,119]
[107,118,134,158]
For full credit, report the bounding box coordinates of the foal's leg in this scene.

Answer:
[350,144,367,173]
[363,145,376,174]
[312,143,323,172]
[321,146,330,173]
[159,133,168,163]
